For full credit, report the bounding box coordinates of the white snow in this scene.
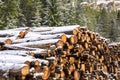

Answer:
[39,25,79,34]
[0,54,35,64]
[46,57,55,60]
[0,50,28,56]
[11,39,59,47]
[30,67,35,72]
[33,72,44,78]
[0,62,28,71]
[0,25,79,72]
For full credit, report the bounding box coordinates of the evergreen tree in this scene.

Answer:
[116,10,120,41]
[0,0,20,29]
[85,7,98,31]
[97,8,110,37]
[20,0,43,27]
[74,1,99,31]
[109,11,118,41]
[41,0,64,26]
[67,0,77,25]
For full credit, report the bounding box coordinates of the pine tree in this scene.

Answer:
[20,0,43,27]
[97,8,110,37]
[108,11,118,41]
[0,0,4,29]
[67,0,77,25]
[0,0,20,29]
[85,6,99,31]
[74,1,99,31]
[116,10,120,41]
[41,0,64,27]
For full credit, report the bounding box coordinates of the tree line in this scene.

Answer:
[0,0,120,41]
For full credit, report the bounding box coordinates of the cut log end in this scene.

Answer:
[74,70,80,80]
[34,60,40,66]
[21,65,30,76]
[61,34,67,43]
[69,36,77,44]
[42,67,50,80]
[73,28,79,36]
[5,39,12,44]
[56,40,64,47]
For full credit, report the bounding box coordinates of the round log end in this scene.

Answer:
[56,40,64,47]
[5,39,12,44]
[73,28,79,35]
[21,65,30,76]
[42,67,50,80]
[61,34,67,43]
[74,70,80,80]
[35,60,40,66]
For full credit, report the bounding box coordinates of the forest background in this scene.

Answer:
[0,0,120,41]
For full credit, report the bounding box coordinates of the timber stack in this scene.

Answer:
[0,25,119,80]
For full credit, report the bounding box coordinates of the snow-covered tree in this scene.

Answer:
[20,0,43,27]
[97,8,110,37]
[41,0,64,26]
[0,0,20,29]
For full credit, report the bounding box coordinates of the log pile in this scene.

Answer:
[0,25,119,80]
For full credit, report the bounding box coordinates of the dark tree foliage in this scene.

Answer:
[0,0,20,29]
[0,0,119,41]
[19,0,43,27]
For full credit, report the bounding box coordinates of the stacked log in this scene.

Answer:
[0,25,80,80]
[29,27,120,80]
[0,25,119,80]
[0,54,49,80]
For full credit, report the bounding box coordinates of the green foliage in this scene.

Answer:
[41,0,63,27]
[97,8,110,37]
[97,9,119,41]
[0,0,20,29]
[19,0,43,27]
[0,0,119,41]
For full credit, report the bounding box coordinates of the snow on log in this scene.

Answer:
[0,48,47,56]
[38,25,80,34]
[0,54,48,66]
[0,30,19,37]
[4,44,38,51]
[0,25,119,80]
[10,39,59,49]
[0,54,37,64]
[0,63,29,80]
[32,25,79,32]
[12,33,69,44]
[0,50,28,56]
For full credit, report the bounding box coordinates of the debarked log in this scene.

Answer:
[38,25,80,35]
[0,54,41,65]
[12,33,68,44]
[4,45,37,51]
[0,50,28,56]
[11,39,59,49]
